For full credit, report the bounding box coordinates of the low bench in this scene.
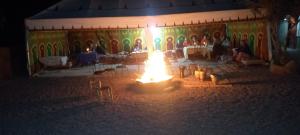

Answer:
[241,59,265,66]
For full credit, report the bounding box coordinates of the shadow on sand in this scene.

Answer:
[224,80,273,85]
[125,80,183,94]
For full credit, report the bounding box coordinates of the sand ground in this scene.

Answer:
[1,61,300,135]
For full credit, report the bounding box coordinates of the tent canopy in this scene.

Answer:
[30,0,251,19]
[26,0,265,30]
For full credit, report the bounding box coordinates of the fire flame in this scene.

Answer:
[137,51,172,83]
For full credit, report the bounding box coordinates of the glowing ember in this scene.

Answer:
[137,51,172,83]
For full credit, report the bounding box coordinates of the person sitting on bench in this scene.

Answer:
[233,40,251,62]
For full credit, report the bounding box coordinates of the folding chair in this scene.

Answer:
[89,79,113,102]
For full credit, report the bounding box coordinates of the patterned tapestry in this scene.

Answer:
[27,31,68,74]
[27,20,269,75]
[151,23,226,51]
[68,29,145,55]
[67,24,225,54]
[227,20,269,61]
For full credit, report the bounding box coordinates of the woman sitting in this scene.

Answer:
[183,38,191,47]
[233,40,251,62]
[132,41,142,52]
[200,35,208,47]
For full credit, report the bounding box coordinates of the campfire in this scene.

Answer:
[136,51,173,84]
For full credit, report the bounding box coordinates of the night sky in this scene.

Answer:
[0,0,60,76]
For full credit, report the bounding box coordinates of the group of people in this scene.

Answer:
[173,34,252,62]
[213,36,252,62]
[88,34,253,63]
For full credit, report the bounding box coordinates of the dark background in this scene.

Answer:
[0,0,60,77]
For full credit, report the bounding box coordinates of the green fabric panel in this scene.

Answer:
[227,20,269,60]
[249,33,256,55]
[27,31,68,74]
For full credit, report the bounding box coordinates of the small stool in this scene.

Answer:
[210,74,218,85]
[179,65,186,78]
[197,70,206,81]
[189,64,197,75]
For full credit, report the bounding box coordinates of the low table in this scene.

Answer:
[183,45,212,60]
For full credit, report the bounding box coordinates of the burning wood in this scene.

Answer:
[136,51,173,84]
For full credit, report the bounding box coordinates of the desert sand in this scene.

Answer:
[1,62,300,135]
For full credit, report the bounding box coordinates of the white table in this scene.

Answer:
[183,45,213,60]
[39,56,68,67]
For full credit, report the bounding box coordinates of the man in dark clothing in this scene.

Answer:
[233,40,251,62]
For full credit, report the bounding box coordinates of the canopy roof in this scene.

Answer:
[31,0,252,19]
[26,0,265,30]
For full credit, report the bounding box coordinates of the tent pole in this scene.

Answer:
[25,28,32,76]
[266,20,273,61]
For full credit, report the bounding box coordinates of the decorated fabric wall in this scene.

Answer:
[27,31,68,74]
[150,23,226,51]
[68,29,145,55]
[27,21,269,75]
[67,24,225,54]
[227,20,269,61]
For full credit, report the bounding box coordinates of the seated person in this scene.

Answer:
[213,38,224,60]
[191,36,198,46]
[222,37,232,55]
[233,40,251,62]
[132,40,142,52]
[183,38,191,47]
[200,35,208,47]
[95,45,106,55]
[175,39,183,49]
[222,37,230,47]
[175,39,184,58]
